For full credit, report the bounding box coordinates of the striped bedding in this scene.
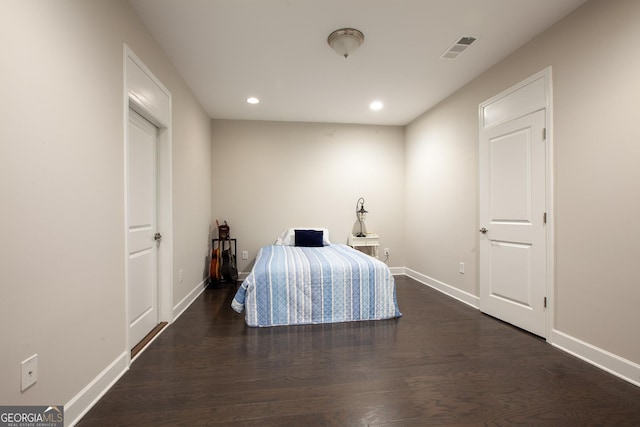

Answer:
[231,244,401,327]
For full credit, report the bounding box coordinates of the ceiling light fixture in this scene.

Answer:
[246,97,260,104]
[370,100,384,111]
[327,28,364,58]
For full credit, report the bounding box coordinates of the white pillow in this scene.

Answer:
[275,228,331,246]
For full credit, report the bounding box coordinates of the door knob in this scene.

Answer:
[479,227,488,234]
[154,232,162,242]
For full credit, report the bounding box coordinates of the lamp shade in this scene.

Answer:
[327,28,364,58]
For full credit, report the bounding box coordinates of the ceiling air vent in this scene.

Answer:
[440,36,477,60]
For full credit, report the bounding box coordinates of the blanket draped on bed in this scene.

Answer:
[231,244,401,327]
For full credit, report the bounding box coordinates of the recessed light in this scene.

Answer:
[247,97,260,104]
[370,100,383,111]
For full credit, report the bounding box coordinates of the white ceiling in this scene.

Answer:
[128,0,587,126]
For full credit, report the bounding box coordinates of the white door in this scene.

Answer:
[479,109,547,337]
[127,109,159,348]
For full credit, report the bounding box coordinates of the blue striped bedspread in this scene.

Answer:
[231,244,402,327]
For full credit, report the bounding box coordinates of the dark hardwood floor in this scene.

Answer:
[78,276,640,426]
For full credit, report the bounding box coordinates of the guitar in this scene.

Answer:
[216,244,222,281]
[209,220,227,283]
[209,247,219,283]
[220,244,238,283]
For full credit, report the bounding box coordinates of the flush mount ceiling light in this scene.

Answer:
[246,97,260,104]
[327,28,364,58]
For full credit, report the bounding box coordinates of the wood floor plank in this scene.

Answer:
[78,276,640,426]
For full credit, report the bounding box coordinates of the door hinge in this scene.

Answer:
[542,128,546,140]
[544,297,548,308]
[543,212,547,224]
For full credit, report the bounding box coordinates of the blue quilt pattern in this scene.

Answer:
[231,244,401,327]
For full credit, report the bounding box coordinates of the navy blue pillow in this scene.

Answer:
[294,229,324,247]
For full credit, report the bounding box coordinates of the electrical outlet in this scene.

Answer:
[384,248,390,256]
[459,262,465,274]
[21,354,38,391]
[179,269,184,283]
[242,251,248,260]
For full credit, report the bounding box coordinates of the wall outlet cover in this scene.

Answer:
[21,354,38,391]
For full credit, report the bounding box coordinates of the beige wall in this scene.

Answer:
[210,120,405,273]
[405,0,640,364]
[0,0,211,409]
[405,94,480,296]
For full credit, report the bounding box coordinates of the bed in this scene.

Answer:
[231,228,401,327]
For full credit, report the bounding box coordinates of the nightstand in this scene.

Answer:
[348,234,380,258]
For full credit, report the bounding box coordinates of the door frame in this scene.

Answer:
[123,45,173,361]
[478,67,554,341]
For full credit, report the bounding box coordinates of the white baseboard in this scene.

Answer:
[389,266,405,276]
[551,329,640,388]
[404,268,479,309]
[173,279,207,321]
[65,351,129,427]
